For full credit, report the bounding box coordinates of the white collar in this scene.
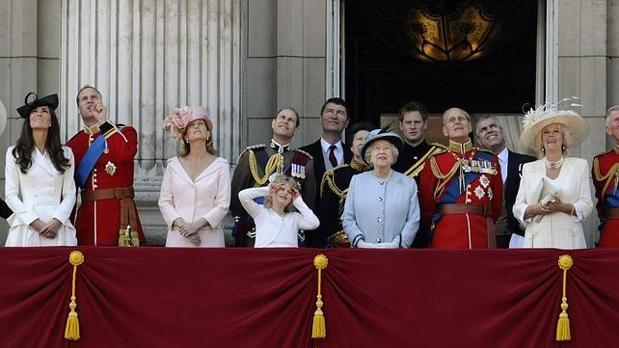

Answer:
[497,147,509,162]
[320,138,343,154]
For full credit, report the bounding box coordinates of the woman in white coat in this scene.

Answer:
[5,93,76,247]
[513,108,593,249]
[159,106,230,247]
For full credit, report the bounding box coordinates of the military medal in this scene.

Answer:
[474,186,485,199]
[290,163,306,179]
[479,175,490,188]
[105,161,117,176]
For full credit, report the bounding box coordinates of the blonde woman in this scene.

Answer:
[159,106,230,247]
[238,174,319,248]
[513,108,593,249]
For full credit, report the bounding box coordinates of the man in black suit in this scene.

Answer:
[475,115,535,248]
[300,98,352,185]
[300,97,351,247]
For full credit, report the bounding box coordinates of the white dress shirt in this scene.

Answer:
[320,138,344,169]
[497,147,508,184]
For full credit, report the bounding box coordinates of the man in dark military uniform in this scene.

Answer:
[392,101,442,247]
[393,101,443,179]
[317,122,374,247]
[230,107,316,247]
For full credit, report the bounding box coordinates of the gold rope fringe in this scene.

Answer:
[312,254,328,339]
[65,250,84,341]
[248,150,284,186]
[556,254,573,342]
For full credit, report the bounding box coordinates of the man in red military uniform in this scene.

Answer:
[419,107,502,249]
[592,105,619,247]
[67,85,144,246]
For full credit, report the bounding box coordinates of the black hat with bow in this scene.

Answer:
[16,92,59,119]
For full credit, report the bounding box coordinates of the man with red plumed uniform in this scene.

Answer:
[592,105,619,247]
[419,107,502,249]
[67,86,144,246]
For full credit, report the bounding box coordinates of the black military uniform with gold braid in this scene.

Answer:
[230,140,316,247]
[393,140,443,184]
[392,140,443,247]
[317,158,369,247]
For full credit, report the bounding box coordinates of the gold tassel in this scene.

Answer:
[65,250,85,341]
[312,254,328,339]
[556,254,573,342]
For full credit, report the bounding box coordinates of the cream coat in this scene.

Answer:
[5,146,77,247]
[159,157,231,247]
[513,157,593,249]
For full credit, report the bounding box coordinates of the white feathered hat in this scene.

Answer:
[519,98,588,151]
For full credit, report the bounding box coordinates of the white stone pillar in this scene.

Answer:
[60,0,242,243]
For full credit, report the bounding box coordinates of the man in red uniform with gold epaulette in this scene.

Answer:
[67,85,144,246]
[419,107,502,249]
[592,105,619,247]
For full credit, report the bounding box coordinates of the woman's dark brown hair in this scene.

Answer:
[12,108,70,174]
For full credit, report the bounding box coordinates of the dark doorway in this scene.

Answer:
[344,0,539,124]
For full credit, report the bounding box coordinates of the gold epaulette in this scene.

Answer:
[102,123,129,143]
[294,148,313,160]
[404,145,445,178]
[320,165,349,198]
[429,143,448,151]
[248,144,267,150]
[593,155,619,198]
[237,144,266,163]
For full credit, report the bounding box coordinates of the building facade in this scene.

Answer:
[0,0,617,245]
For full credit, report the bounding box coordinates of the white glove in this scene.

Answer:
[356,240,374,248]
[357,240,398,249]
[374,242,398,249]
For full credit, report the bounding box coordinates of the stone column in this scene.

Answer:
[243,0,327,149]
[60,0,242,244]
[608,0,619,114]
[0,0,62,243]
[557,0,608,245]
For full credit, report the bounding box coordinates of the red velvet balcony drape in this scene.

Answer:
[0,247,618,348]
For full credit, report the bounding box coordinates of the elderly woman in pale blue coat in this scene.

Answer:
[342,129,420,248]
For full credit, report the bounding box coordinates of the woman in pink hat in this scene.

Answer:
[513,108,593,249]
[159,106,231,247]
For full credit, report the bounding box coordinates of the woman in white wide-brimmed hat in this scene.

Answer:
[512,108,593,249]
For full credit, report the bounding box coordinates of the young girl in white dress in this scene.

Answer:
[238,174,319,248]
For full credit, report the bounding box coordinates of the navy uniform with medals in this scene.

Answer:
[318,158,369,247]
[393,140,443,247]
[230,140,316,247]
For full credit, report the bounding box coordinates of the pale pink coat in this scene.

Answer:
[159,157,231,247]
